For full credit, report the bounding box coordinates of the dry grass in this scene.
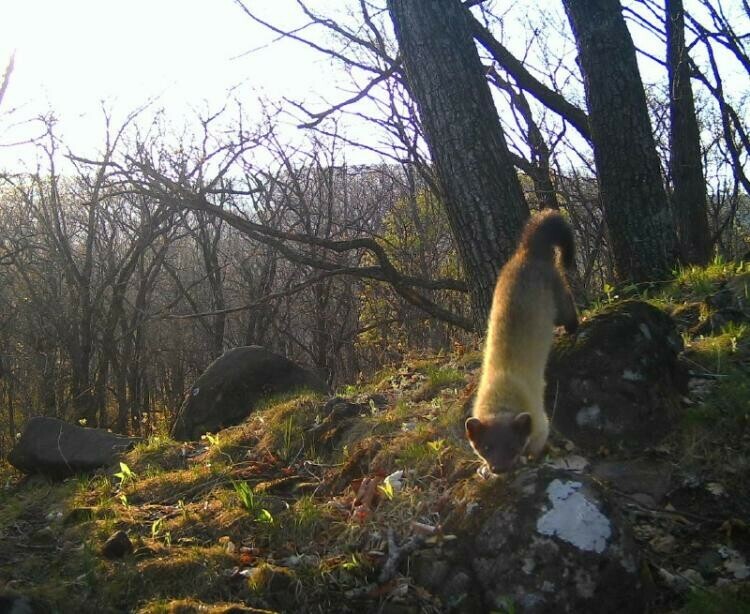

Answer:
[3,262,750,611]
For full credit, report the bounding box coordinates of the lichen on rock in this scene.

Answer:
[536,479,612,554]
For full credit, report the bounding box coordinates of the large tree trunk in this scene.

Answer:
[563,0,678,282]
[666,0,711,265]
[387,0,529,328]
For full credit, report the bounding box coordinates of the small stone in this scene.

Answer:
[706,482,727,497]
[721,549,750,579]
[101,530,133,559]
[545,454,589,472]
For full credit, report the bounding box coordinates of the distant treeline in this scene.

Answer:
[0,0,749,448]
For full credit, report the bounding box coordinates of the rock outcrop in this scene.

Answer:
[101,530,134,559]
[0,592,52,614]
[7,416,138,479]
[413,465,644,613]
[171,345,330,441]
[546,301,686,450]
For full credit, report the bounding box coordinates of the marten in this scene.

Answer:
[466,210,578,474]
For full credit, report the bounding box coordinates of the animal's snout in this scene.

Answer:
[490,462,513,474]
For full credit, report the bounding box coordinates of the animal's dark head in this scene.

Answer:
[465,412,532,474]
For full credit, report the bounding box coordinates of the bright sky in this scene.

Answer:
[0,1,743,172]
[0,0,355,167]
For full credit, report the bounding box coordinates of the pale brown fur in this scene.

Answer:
[466,210,578,474]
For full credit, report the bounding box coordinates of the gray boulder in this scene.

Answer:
[8,417,138,479]
[0,592,52,614]
[413,467,644,613]
[546,300,686,450]
[591,457,673,506]
[171,345,330,441]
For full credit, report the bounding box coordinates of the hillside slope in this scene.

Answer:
[1,262,749,613]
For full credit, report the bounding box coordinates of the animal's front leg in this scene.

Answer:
[526,414,550,458]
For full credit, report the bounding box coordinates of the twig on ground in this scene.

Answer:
[378,528,426,583]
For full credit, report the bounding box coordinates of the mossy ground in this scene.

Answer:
[1,263,749,612]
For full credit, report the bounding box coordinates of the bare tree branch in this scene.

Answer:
[468,13,592,141]
[131,162,474,330]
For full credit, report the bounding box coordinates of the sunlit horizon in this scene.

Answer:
[0,0,358,167]
[0,0,743,172]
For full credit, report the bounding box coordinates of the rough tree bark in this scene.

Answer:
[387,0,529,328]
[666,0,711,265]
[563,0,678,282]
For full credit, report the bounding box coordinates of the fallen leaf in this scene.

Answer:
[239,551,255,566]
[383,470,404,492]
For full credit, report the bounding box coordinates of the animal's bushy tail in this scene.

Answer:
[518,210,575,267]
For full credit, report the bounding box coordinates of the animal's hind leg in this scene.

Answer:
[554,276,579,334]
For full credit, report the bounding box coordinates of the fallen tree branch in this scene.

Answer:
[378,527,426,583]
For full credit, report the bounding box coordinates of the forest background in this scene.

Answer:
[0,0,747,453]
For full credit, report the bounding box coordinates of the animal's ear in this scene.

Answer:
[465,417,483,441]
[513,413,532,437]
